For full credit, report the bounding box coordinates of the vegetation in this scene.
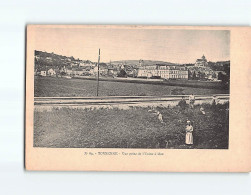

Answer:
[34,50,95,71]
[34,103,229,149]
[117,69,127,77]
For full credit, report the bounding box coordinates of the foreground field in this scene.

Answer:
[35,76,229,97]
[34,103,229,149]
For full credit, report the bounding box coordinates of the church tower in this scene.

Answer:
[195,55,208,67]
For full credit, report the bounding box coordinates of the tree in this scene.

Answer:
[192,71,197,80]
[188,69,193,80]
[200,72,206,80]
[197,71,201,80]
[218,72,224,81]
[223,64,230,82]
[60,71,66,76]
[117,69,127,77]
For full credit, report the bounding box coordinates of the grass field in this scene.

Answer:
[34,103,229,149]
[34,76,229,97]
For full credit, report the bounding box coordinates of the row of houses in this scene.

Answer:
[37,67,89,77]
[35,54,229,81]
[37,64,189,80]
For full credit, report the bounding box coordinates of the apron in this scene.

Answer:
[186,132,193,144]
[186,125,193,144]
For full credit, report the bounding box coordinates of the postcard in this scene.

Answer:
[25,25,251,171]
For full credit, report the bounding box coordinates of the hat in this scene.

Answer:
[187,120,191,124]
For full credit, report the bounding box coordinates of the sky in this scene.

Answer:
[33,27,230,64]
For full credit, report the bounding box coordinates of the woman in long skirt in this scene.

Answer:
[185,121,193,145]
[189,94,195,109]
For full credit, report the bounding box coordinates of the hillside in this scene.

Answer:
[110,60,179,66]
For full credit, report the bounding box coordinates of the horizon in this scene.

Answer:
[35,50,230,65]
[33,27,230,64]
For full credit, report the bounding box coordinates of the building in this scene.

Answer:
[45,57,52,61]
[107,68,114,76]
[72,68,85,76]
[40,70,47,76]
[137,65,157,78]
[137,64,188,80]
[79,61,95,67]
[65,67,85,76]
[195,55,208,67]
[47,68,56,76]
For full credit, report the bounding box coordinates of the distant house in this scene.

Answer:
[65,67,85,76]
[40,70,47,76]
[99,67,108,75]
[107,68,114,76]
[79,61,94,67]
[90,68,96,75]
[72,68,84,75]
[70,62,79,67]
[120,64,125,70]
[47,68,56,76]
[90,63,109,76]
[45,57,52,62]
[66,67,73,75]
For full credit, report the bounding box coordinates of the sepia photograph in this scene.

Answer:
[2,0,251,193]
[32,26,230,149]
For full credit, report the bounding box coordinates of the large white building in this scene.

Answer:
[137,64,188,80]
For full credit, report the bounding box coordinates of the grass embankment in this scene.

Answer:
[34,103,229,149]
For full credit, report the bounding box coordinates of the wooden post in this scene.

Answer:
[96,49,100,96]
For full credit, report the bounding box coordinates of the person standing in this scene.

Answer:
[185,120,193,145]
[178,96,187,111]
[211,95,219,106]
[189,94,195,109]
[156,111,164,123]
[200,106,206,115]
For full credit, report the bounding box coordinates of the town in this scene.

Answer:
[34,50,230,84]
[33,34,230,150]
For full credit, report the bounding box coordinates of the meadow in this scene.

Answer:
[34,76,229,97]
[34,103,229,149]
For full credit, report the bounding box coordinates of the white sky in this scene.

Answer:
[33,27,230,64]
